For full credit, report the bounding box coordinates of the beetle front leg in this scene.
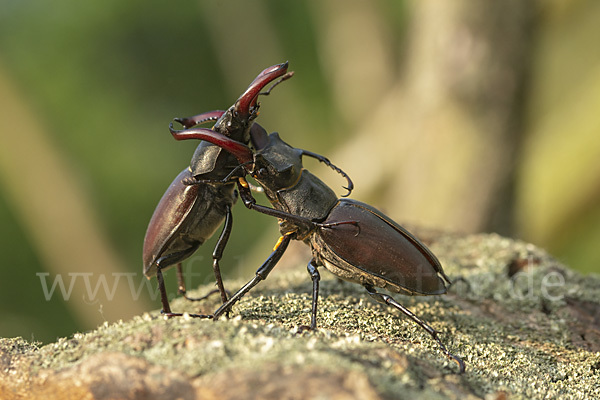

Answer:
[237,180,359,232]
[213,233,292,319]
[364,285,465,373]
[236,179,319,227]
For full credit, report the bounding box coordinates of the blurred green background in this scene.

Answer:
[1,0,599,343]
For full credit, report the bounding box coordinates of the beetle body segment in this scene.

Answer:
[311,199,448,295]
[143,168,236,278]
[251,132,338,237]
[277,170,338,225]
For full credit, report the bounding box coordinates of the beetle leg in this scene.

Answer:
[156,266,172,314]
[175,263,188,296]
[238,182,359,233]
[213,233,293,319]
[364,285,465,373]
[236,179,320,227]
[305,259,321,331]
[175,208,233,305]
[175,263,221,302]
[211,205,233,304]
[300,150,354,197]
[182,290,221,302]
[153,256,212,319]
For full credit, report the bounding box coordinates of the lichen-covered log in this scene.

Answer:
[1,233,599,399]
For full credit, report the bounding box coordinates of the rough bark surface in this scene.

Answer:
[1,232,599,399]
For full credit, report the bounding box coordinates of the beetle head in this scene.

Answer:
[251,132,304,191]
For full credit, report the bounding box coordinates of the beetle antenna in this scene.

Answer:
[224,161,254,180]
[300,150,354,197]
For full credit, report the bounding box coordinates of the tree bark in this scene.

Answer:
[1,232,598,399]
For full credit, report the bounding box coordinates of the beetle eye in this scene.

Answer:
[257,167,268,178]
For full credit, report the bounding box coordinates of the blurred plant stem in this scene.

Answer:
[331,0,534,235]
[517,0,600,273]
[0,60,150,330]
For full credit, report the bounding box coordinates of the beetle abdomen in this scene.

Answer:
[312,199,447,295]
[142,168,234,277]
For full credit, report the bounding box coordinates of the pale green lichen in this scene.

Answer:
[1,233,599,399]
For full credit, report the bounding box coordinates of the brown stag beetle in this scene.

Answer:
[143,62,293,317]
[168,123,465,373]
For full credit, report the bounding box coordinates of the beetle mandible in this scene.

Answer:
[168,122,465,372]
[143,63,292,317]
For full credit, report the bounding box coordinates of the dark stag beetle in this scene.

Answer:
[143,62,293,317]
[168,124,465,372]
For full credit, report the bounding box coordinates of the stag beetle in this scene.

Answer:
[143,62,292,317]
[168,123,465,372]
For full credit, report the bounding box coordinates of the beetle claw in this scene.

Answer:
[452,355,466,374]
[296,324,316,334]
